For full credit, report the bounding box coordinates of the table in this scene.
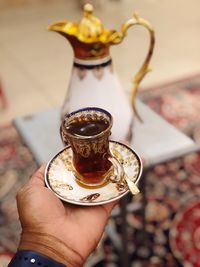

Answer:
[13,100,199,166]
[13,99,199,266]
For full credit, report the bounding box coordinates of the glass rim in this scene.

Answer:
[61,107,113,140]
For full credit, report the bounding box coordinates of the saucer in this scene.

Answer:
[45,141,142,206]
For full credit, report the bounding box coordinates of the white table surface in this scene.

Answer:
[13,99,199,167]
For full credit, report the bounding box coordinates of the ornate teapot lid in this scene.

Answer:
[50,4,117,44]
[48,3,155,121]
[48,3,124,59]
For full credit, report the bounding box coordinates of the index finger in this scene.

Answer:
[101,200,119,216]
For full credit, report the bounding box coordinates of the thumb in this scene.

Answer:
[28,164,47,187]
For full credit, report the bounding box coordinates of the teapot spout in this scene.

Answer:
[48,21,72,35]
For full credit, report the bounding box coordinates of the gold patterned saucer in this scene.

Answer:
[44,141,142,206]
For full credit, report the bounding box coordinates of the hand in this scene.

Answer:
[16,165,117,266]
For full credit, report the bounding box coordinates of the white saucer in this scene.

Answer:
[45,141,143,206]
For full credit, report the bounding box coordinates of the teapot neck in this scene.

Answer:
[74,55,112,68]
[63,35,110,60]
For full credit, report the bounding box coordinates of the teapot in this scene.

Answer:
[48,3,155,141]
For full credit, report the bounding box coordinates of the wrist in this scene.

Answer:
[18,230,84,267]
[9,250,66,267]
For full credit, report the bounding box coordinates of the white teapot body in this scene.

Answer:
[62,56,133,141]
[49,4,155,141]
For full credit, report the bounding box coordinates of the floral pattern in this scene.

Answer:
[0,125,37,254]
[1,74,200,267]
[45,141,142,206]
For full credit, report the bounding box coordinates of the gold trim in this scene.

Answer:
[48,5,155,107]
[80,193,100,201]
[48,4,115,44]
[76,68,87,80]
[112,13,155,121]
[92,67,104,80]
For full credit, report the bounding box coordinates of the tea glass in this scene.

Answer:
[60,107,123,188]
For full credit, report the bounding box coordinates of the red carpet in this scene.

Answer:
[0,74,200,266]
[0,125,37,258]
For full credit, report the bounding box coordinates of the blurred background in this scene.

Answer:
[1,0,200,123]
[1,0,200,266]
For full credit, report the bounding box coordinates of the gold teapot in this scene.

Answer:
[48,3,155,141]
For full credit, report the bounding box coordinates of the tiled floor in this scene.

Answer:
[0,0,200,124]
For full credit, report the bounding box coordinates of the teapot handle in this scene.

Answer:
[121,13,155,121]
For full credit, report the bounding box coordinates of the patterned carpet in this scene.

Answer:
[0,74,200,266]
[0,125,37,265]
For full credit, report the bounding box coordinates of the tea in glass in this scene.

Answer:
[60,107,114,187]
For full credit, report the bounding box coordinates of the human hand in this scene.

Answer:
[17,165,117,266]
